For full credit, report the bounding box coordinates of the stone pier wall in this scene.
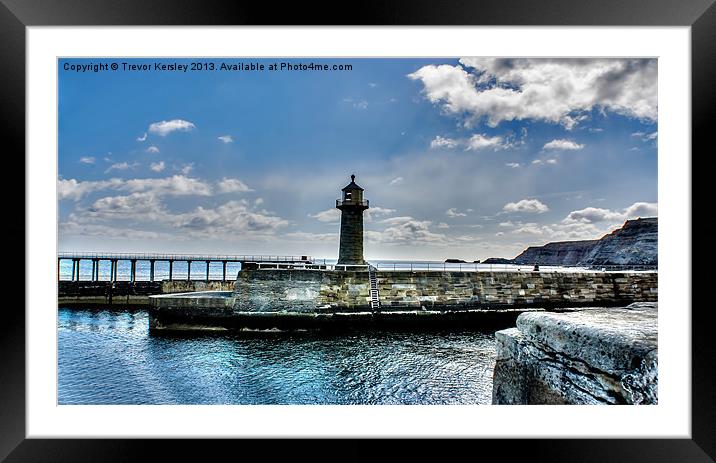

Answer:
[233,269,325,312]
[233,269,658,312]
[161,280,234,294]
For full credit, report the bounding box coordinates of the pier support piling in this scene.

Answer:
[205,260,210,282]
[149,260,155,282]
[168,260,173,281]
[130,259,137,283]
[187,261,192,281]
[110,259,117,282]
[222,261,227,282]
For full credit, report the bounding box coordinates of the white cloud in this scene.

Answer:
[564,207,622,223]
[104,162,139,173]
[85,192,166,220]
[532,159,543,165]
[623,202,658,218]
[216,177,252,193]
[123,175,212,196]
[408,58,657,128]
[543,139,584,150]
[172,200,288,237]
[365,206,396,222]
[389,176,404,186]
[631,131,658,142]
[145,146,160,154]
[179,163,194,175]
[70,194,288,240]
[564,202,657,224]
[513,223,545,235]
[309,208,341,223]
[379,216,415,225]
[148,119,196,136]
[503,198,549,214]
[58,175,214,201]
[546,158,558,164]
[58,178,124,201]
[150,161,165,172]
[437,222,450,229]
[136,133,147,142]
[430,134,510,151]
[465,134,507,151]
[430,136,459,149]
[79,156,95,164]
[446,208,467,217]
[367,218,448,245]
[218,135,234,144]
[505,162,520,168]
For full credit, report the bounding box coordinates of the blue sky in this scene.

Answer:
[58,58,657,261]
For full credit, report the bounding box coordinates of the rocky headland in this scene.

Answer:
[484,217,657,266]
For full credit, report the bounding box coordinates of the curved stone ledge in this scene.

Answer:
[492,302,657,405]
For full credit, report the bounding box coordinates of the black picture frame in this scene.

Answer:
[4,0,711,460]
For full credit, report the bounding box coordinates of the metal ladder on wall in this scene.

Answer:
[367,264,381,311]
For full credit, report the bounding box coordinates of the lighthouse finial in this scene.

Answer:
[351,174,355,182]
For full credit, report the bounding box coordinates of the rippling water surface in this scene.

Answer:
[59,308,498,405]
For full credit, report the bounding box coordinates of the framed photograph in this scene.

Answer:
[7,0,711,460]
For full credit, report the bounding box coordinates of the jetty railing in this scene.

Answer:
[58,252,311,262]
[58,253,657,283]
[57,252,313,282]
[252,261,657,272]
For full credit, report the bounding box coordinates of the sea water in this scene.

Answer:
[58,308,498,405]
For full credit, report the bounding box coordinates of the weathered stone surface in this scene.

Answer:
[492,302,657,405]
[233,269,323,312]
[162,280,234,293]
[337,206,367,265]
[234,269,657,312]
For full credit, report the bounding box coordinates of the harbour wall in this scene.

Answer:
[61,269,657,313]
[234,269,658,312]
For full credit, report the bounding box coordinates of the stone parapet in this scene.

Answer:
[492,302,658,405]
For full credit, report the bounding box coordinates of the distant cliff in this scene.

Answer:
[581,217,658,265]
[513,240,597,265]
[486,217,657,266]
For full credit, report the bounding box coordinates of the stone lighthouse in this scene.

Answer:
[336,174,369,266]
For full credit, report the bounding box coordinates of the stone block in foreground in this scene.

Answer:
[492,302,657,405]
